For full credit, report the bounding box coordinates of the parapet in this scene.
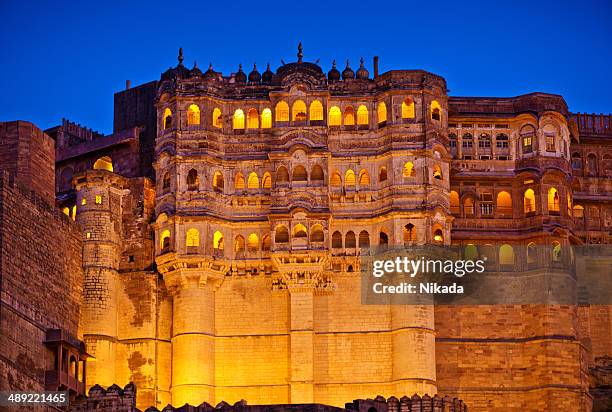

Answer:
[70,382,137,412]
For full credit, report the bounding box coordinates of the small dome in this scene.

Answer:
[327,60,340,82]
[160,48,191,81]
[248,63,261,83]
[356,57,369,80]
[190,61,202,77]
[235,64,247,83]
[342,60,355,80]
[262,63,273,84]
[204,63,216,80]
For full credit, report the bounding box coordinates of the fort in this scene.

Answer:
[1,45,611,411]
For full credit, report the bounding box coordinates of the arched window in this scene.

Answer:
[403,162,415,178]
[247,233,259,252]
[311,224,324,242]
[93,156,113,172]
[160,229,171,251]
[311,165,324,181]
[499,244,514,267]
[379,167,388,182]
[357,105,369,125]
[573,204,584,218]
[587,153,598,176]
[379,231,389,248]
[262,172,272,189]
[450,191,460,214]
[571,152,582,170]
[162,172,171,191]
[277,166,289,183]
[293,224,307,238]
[524,188,536,214]
[345,169,356,188]
[430,100,441,121]
[527,242,536,264]
[464,197,475,216]
[233,109,245,129]
[464,244,478,260]
[345,231,356,248]
[433,226,444,243]
[261,108,272,129]
[212,108,223,128]
[344,106,355,126]
[275,225,289,243]
[247,108,259,129]
[330,170,342,187]
[292,165,308,182]
[328,106,341,126]
[262,234,271,251]
[187,104,200,125]
[276,101,289,122]
[520,125,536,154]
[402,98,415,119]
[309,100,323,121]
[552,241,562,262]
[234,235,245,253]
[187,169,199,190]
[403,223,416,244]
[359,230,370,249]
[433,164,443,180]
[235,172,245,190]
[247,172,259,189]
[496,191,512,213]
[163,108,172,129]
[213,231,224,251]
[186,228,200,247]
[548,187,560,212]
[213,171,224,191]
[358,169,370,186]
[332,231,343,248]
[292,100,307,121]
[377,102,387,124]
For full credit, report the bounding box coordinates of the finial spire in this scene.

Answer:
[332,59,337,68]
[209,62,213,70]
[253,63,257,70]
[178,47,184,65]
[360,57,364,67]
[346,59,350,68]
[297,42,303,63]
[266,62,271,70]
[239,63,243,72]
[193,60,199,69]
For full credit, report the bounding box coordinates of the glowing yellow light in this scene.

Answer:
[403,162,415,178]
[81,198,87,206]
[328,106,341,126]
[187,104,200,125]
[212,108,223,128]
[344,169,356,187]
[247,172,259,189]
[275,101,289,122]
[95,195,102,204]
[377,102,387,124]
[93,156,113,172]
[186,228,200,247]
[292,100,307,121]
[247,108,259,129]
[261,108,272,128]
[357,105,369,125]
[213,231,224,250]
[309,100,323,121]
[524,189,536,213]
[233,109,245,129]
[402,98,415,119]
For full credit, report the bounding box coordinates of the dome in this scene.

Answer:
[356,58,369,80]
[160,48,191,81]
[342,60,355,80]
[190,61,202,77]
[235,64,247,83]
[327,60,340,82]
[248,63,261,83]
[262,63,273,84]
[203,63,216,80]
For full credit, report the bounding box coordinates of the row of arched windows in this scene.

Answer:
[161,98,442,130]
[463,241,564,266]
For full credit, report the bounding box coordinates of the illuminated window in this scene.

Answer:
[187,104,200,125]
[213,231,224,250]
[311,165,324,181]
[261,108,272,128]
[524,188,536,214]
[71,205,76,220]
[163,108,172,129]
[520,125,535,154]
[247,233,259,252]
[379,167,388,182]
[247,172,259,189]
[464,197,475,216]
[344,169,356,188]
[246,108,259,129]
[552,241,562,262]
[293,224,307,238]
[233,109,245,129]
[358,169,370,186]
[277,166,289,182]
[86,232,91,239]
[235,172,245,190]
[328,106,341,126]
[292,165,307,182]
[160,230,171,251]
[275,225,289,243]
[234,235,245,253]
[275,101,289,122]
[95,195,102,204]
[433,227,444,243]
[402,98,415,119]
[357,105,369,125]
[344,107,355,126]
[450,191,460,214]
[93,156,113,172]
[430,100,441,121]
[403,223,416,244]
[499,244,515,266]
[81,198,87,206]
[332,231,343,248]
[377,102,387,124]
[573,204,584,218]
[262,172,272,189]
[359,231,370,249]
[545,134,555,152]
[213,171,224,191]
[548,187,560,212]
[186,228,200,247]
[311,224,324,242]
[310,100,323,121]
[62,207,70,216]
[213,108,223,128]
[433,165,443,180]
[187,169,199,190]
[292,100,307,121]
[330,170,342,187]
[496,191,512,213]
[403,162,416,178]
[345,231,356,248]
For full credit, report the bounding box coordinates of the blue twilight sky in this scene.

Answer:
[0,0,610,134]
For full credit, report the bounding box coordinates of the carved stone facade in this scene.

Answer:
[33,47,612,411]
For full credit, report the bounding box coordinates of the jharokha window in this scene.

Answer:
[309,100,323,121]
[163,108,172,129]
[402,98,415,119]
[233,109,245,129]
[212,108,223,128]
[328,106,341,126]
[187,104,200,125]
[430,100,441,121]
[276,101,289,122]
[377,102,387,125]
[357,105,369,125]
[292,100,307,121]
[261,108,272,128]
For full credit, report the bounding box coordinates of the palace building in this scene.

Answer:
[1,45,611,411]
